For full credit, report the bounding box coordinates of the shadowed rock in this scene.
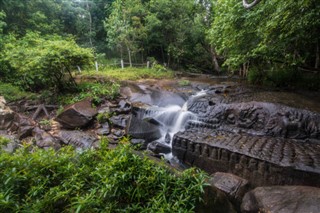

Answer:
[56,99,97,129]
[172,128,320,187]
[187,101,320,140]
[0,96,15,130]
[241,186,320,213]
[57,130,97,148]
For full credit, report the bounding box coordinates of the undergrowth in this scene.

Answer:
[0,140,207,212]
[0,81,36,102]
[80,67,174,81]
[58,82,120,105]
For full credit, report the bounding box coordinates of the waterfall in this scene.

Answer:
[142,90,207,149]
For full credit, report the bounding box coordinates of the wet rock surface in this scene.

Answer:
[148,141,171,154]
[241,186,320,213]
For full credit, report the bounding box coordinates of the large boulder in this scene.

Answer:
[127,103,162,143]
[127,115,162,143]
[241,186,320,213]
[56,99,97,129]
[0,96,15,130]
[16,114,36,139]
[209,172,249,210]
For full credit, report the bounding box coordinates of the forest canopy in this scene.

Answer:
[0,0,319,88]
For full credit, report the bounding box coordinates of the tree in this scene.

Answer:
[209,0,320,82]
[1,32,94,92]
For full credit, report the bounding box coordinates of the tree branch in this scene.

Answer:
[243,0,262,9]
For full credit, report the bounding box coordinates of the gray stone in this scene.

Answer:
[110,114,130,129]
[148,141,171,154]
[16,114,36,139]
[0,96,15,130]
[96,122,110,136]
[195,184,236,213]
[209,172,249,209]
[33,127,60,149]
[56,99,97,129]
[57,130,97,148]
[241,186,320,213]
[0,134,19,153]
[127,115,162,142]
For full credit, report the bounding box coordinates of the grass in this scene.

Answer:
[0,140,207,212]
[80,67,174,81]
[0,81,36,102]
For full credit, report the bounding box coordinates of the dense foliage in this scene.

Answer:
[1,32,93,92]
[0,141,207,212]
[0,0,319,87]
[209,0,320,87]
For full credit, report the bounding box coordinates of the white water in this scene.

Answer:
[143,90,207,149]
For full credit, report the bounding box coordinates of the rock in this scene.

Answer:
[127,115,162,142]
[195,184,236,213]
[148,141,171,154]
[165,132,171,144]
[0,134,19,153]
[98,106,110,114]
[96,122,110,136]
[16,114,36,139]
[0,96,15,130]
[120,87,132,98]
[33,127,60,149]
[130,138,145,146]
[56,99,97,129]
[114,100,131,113]
[111,129,125,137]
[57,130,97,148]
[241,186,320,213]
[110,114,130,129]
[209,172,249,209]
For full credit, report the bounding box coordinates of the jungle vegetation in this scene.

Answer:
[0,0,319,90]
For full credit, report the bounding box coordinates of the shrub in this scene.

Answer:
[1,32,94,92]
[0,142,207,212]
[0,81,36,102]
[58,82,120,105]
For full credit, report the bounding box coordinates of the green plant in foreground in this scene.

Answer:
[0,141,207,212]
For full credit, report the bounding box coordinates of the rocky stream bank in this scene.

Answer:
[1,76,320,212]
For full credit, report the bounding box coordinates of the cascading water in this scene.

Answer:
[142,90,207,159]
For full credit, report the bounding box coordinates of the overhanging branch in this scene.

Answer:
[243,0,262,9]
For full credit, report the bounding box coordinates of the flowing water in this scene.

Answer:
[141,90,207,159]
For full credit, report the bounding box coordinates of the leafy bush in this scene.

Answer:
[0,81,36,102]
[0,142,207,212]
[1,32,94,92]
[59,82,120,105]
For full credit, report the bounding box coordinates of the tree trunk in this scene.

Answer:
[243,0,262,9]
[210,46,221,74]
[127,46,132,67]
[86,1,93,48]
[316,39,319,69]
